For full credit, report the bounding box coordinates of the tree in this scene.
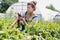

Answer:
[0,0,18,13]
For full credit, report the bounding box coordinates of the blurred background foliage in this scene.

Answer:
[0,0,18,13]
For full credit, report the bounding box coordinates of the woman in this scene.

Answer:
[10,1,40,31]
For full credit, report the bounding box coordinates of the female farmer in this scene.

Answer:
[10,1,40,32]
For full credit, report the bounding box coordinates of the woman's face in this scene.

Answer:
[27,5,34,13]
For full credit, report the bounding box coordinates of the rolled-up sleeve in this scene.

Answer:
[32,16,40,23]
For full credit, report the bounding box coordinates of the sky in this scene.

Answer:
[7,0,60,21]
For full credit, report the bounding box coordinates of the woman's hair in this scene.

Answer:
[27,1,37,10]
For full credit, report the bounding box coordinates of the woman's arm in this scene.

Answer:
[22,18,28,26]
[20,16,39,26]
[22,18,35,26]
[9,19,18,28]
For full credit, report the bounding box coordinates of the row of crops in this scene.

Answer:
[0,18,60,40]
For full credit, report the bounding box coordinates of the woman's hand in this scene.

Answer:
[18,16,24,21]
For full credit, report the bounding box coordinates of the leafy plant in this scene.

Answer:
[0,18,60,40]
